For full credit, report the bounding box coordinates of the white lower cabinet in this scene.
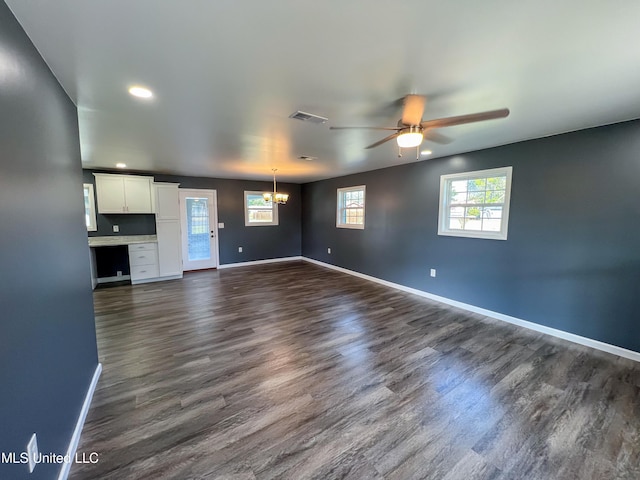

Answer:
[156,221,182,276]
[128,243,160,283]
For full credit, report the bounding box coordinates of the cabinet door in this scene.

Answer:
[95,176,126,213]
[123,176,153,213]
[154,184,180,220]
[156,221,182,276]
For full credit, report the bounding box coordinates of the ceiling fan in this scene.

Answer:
[330,94,510,152]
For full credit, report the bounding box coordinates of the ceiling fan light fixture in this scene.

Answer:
[396,129,423,148]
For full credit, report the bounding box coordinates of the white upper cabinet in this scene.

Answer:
[94,174,126,213]
[154,183,180,220]
[94,174,154,214]
[123,176,154,213]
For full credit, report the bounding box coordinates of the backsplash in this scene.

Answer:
[89,213,156,237]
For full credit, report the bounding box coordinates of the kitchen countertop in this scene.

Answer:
[88,235,158,247]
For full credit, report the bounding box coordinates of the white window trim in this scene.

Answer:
[336,185,366,230]
[84,183,97,232]
[244,190,279,226]
[438,166,513,241]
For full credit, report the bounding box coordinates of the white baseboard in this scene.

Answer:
[302,257,640,363]
[96,275,130,284]
[218,256,303,269]
[57,363,102,480]
[132,274,183,285]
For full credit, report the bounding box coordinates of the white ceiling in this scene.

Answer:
[6,0,640,183]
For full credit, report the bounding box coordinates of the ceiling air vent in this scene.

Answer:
[289,111,328,124]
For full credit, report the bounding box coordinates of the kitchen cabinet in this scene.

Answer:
[156,221,182,276]
[94,173,154,214]
[154,183,180,220]
[128,243,159,283]
[154,183,183,278]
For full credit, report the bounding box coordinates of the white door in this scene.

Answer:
[179,189,219,271]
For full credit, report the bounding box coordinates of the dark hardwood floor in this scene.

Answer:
[70,261,640,480]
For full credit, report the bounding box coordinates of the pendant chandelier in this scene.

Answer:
[263,168,289,205]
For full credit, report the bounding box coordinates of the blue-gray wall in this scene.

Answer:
[302,119,640,353]
[0,2,99,479]
[84,170,302,265]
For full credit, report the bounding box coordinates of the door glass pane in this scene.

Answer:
[186,197,210,261]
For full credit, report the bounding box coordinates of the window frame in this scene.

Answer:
[336,185,366,230]
[244,190,279,227]
[438,166,513,241]
[83,183,97,232]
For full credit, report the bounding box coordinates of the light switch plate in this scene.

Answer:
[238,246,243,252]
[113,225,119,233]
[218,222,224,228]
[430,269,436,277]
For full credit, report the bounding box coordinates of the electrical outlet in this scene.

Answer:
[112,225,119,233]
[218,222,224,228]
[116,270,123,277]
[327,248,331,254]
[430,269,436,278]
[238,246,243,253]
[27,433,37,473]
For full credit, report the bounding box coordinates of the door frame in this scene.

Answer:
[179,188,219,271]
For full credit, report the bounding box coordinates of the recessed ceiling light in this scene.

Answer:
[128,86,153,98]
[116,163,127,168]
[421,150,433,156]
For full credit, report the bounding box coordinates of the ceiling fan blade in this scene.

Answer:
[365,132,400,149]
[329,126,401,131]
[401,94,426,126]
[421,108,510,129]
[365,96,405,118]
[423,130,453,144]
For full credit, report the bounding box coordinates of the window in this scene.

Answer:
[438,166,512,240]
[83,183,97,231]
[244,191,278,226]
[337,185,366,229]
